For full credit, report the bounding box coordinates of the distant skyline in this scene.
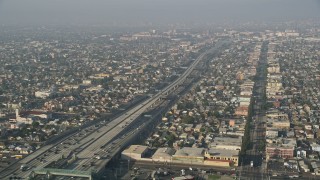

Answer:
[0,0,319,26]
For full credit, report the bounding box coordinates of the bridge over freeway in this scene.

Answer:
[29,168,93,180]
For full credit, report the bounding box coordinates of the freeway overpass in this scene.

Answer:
[3,41,228,180]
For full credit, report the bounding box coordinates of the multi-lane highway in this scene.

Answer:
[1,41,228,179]
[75,99,171,174]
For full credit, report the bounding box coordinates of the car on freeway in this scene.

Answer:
[95,156,101,160]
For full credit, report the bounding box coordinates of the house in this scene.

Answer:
[179,133,188,139]
[0,142,5,149]
[311,161,320,176]
[194,124,203,133]
[235,106,249,117]
[306,130,314,139]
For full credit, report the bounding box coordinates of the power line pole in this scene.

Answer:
[239,158,243,180]
[128,159,130,171]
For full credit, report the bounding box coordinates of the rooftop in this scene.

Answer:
[152,147,176,158]
[206,148,239,157]
[173,147,204,157]
[267,138,296,149]
[212,137,242,146]
[122,145,148,155]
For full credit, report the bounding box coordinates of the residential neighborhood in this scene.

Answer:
[0,19,319,180]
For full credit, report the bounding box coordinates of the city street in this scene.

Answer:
[239,41,268,180]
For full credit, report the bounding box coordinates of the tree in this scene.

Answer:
[75,115,80,120]
[177,103,185,110]
[20,127,30,137]
[203,99,209,106]
[264,102,274,110]
[207,111,213,117]
[195,86,201,92]
[32,121,40,128]
[165,133,176,147]
[213,111,222,118]
[258,141,266,152]
[185,102,195,109]
[200,113,206,120]
[182,116,195,124]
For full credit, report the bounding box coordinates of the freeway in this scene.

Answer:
[75,100,170,173]
[5,41,228,179]
[74,43,228,175]
[61,98,170,175]
[0,97,149,179]
[65,42,226,174]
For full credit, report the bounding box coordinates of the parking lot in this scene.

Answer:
[267,159,299,177]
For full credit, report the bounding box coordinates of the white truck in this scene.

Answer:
[181,169,185,176]
[250,161,254,167]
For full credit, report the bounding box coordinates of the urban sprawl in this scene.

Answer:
[0,22,320,179]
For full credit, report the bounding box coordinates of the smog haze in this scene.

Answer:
[0,0,319,26]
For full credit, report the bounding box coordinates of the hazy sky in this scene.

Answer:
[0,0,319,26]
